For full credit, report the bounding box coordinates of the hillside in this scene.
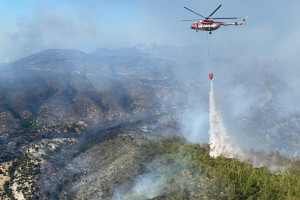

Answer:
[128,137,300,200]
[0,47,201,162]
[1,46,300,199]
[0,46,203,199]
[3,134,299,200]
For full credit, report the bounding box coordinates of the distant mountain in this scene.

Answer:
[0,46,300,199]
[0,46,206,162]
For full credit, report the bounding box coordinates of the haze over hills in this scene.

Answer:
[0,45,300,199]
[0,45,201,161]
[2,44,295,157]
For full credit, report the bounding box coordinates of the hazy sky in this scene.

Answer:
[0,0,300,61]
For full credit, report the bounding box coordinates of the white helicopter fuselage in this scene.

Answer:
[195,22,221,31]
[190,18,246,32]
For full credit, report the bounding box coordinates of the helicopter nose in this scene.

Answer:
[190,24,195,29]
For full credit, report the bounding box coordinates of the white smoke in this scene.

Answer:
[209,81,246,158]
[112,155,191,200]
[113,172,165,200]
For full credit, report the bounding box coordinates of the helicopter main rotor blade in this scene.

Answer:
[183,7,206,19]
[211,17,238,19]
[181,19,202,21]
[207,4,222,19]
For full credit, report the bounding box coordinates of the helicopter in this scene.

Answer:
[182,5,247,34]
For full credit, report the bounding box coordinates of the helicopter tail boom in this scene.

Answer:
[221,16,248,26]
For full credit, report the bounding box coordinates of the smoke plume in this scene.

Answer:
[112,155,191,200]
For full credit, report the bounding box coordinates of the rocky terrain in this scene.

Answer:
[0,161,11,199]
[0,45,203,199]
[1,45,300,199]
[0,46,196,161]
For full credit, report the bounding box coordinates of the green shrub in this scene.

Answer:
[139,137,300,200]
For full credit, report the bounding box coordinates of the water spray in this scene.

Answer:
[208,80,245,158]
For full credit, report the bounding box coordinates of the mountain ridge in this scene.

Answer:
[1,46,300,199]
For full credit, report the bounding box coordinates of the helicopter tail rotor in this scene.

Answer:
[238,16,248,25]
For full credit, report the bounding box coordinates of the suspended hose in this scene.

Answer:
[206,32,211,69]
